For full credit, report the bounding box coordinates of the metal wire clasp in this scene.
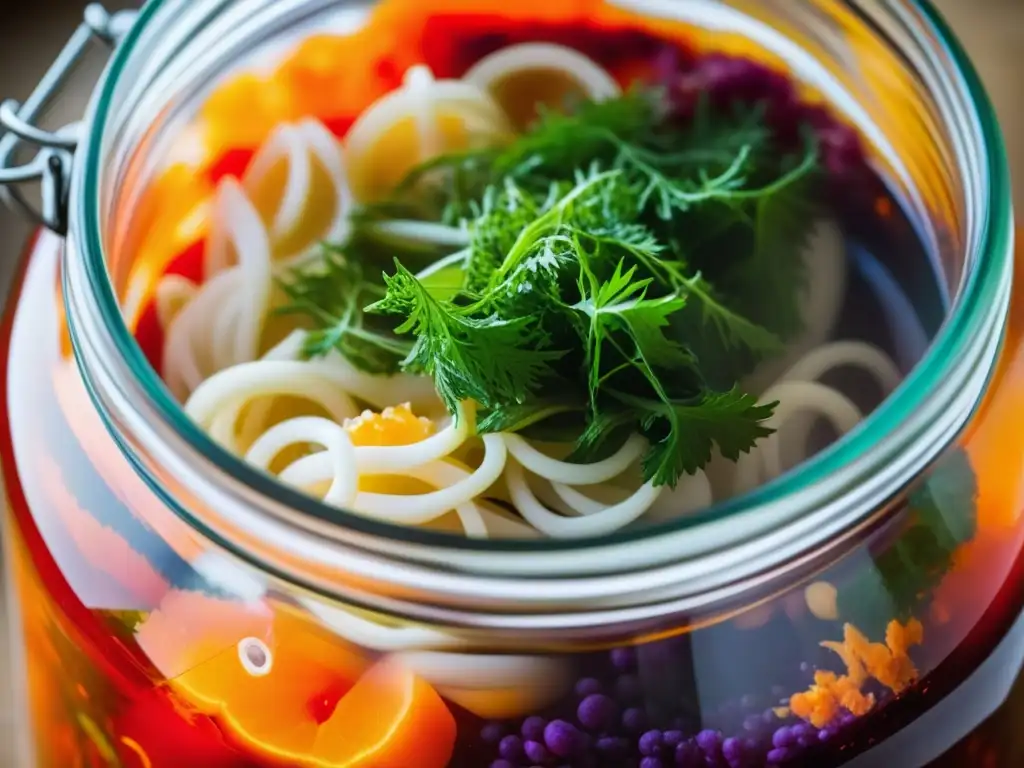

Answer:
[0,4,136,235]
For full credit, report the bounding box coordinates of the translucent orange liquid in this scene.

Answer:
[4,217,1024,767]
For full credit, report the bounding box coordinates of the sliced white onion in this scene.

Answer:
[345,64,509,194]
[208,405,244,453]
[235,330,313,447]
[275,406,467,478]
[645,469,714,522]
[204,179,274,365]
[299,599,469,651]
[506,460,663,538]
[279,451,533,538]
[395,650,571,719]
[245,416,358,506]
[452,502,488,539]
[366,219,470,247]
[503,433,647,486]
[733,380,863,494]
[240,123,312,245]
[769,341,900,470]
[261,329,309,362]
[154,274,198,330]
[293,117,354,247]
[348,407,470,474]
[550,468,713,525]
[395,650,563,689]
[162,267,243,399]
[351,434,507,524]
[464,42,621,103]
[184,360,358,428]
[406,65,443,160]
[780,340,902,393]
[320,351,441,412]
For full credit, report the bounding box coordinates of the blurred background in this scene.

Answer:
[0,0,1019,763]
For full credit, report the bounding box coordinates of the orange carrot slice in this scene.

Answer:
[202,73,294,154]
[137,593,381,766]
[312,658,456,768]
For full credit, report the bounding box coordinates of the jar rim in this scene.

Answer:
[71,0,1012,566]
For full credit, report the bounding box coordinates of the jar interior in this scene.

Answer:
[7,1,1017,767]
[81,0,985,552]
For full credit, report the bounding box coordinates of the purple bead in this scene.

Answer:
[524,740,550,763]
[481,722,506,744]
[544,720,584,758]
[664,730,685,748]
[722,737,742,757]
[578,694,618,731]
[575,677,603,698]
[675,740,701,768]
[791,723,814,739]
[615,674,643,702]
[641,758,665,768]
[722,737,744,768]
[490,762,514,768]
[696,729,723,756]
[499,735,524,761]
[611,647,636,671]
[522,716,548,742]
[819,728,834,742]
[622,707,649,734]
[798,734,816,748]
[767,746,793,763]
[792,723,816,749]
[639,730,664,756]
[772,726,795,749]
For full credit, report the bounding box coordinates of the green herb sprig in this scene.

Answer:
[280,88,823,487]
[836,447,979,637]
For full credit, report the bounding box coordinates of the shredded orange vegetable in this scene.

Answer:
[790,618,923,728]
[345,404,435,447]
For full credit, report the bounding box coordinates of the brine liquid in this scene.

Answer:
[2,168,1023,768]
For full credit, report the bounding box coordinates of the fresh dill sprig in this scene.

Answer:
[367,262,564,414]
[274,246,411,373]
[278,86,824,487]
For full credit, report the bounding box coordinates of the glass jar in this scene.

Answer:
[0,1,1018,766]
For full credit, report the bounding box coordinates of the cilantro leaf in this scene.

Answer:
[574,258,696,399]
[367,262,564,413]
[275,246,411,373]
[612,387,776,486]
[280,86,823,487]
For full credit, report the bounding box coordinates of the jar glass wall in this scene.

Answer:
[1,1,1020,767]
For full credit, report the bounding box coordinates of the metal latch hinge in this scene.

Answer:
[0,4,137,235]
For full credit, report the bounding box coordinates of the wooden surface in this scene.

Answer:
[0,0,1019,764]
